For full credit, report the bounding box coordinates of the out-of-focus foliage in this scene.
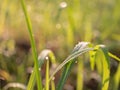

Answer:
[0,0,120,45]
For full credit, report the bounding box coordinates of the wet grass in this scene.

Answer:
[0,0,120,90]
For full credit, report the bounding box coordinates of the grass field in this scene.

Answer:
[0,0,120,90]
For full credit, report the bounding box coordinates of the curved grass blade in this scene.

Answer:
[49,42,94,90]
[3,82,26,90]
[27,49,56,90]
[89,45,102,70]
[50,42,93,80]
[101,47,110,90]
[21,0,42,89]
[95,45,110,90]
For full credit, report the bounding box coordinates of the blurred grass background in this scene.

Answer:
[0,0,120,90]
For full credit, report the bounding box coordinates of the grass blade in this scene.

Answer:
[51,80,55,90]
[77,58,83,90]
[49,48,93,81]
[95,45,110,90]
[45,58,49,90]
[3,83,26,90]
[49,42,93,90]
[27,49,56,90]
[89,49,97,70]
[20,0,42,89]
[56,60,75,90]
[108,52,120,62]
[113,63,120,90]
[101,47,110,90]
[89,45,101,70]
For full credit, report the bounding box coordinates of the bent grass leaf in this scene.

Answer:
[50,42,94,90]
[27,49,56,90]
[95,45,110,90]
[50,42,93,80]
[101,47,110,90]
[89,45,106,71]
[3,82,26,90]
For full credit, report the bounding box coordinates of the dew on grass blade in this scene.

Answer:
[50,42,93,81]
[27,49,56,90]
[75,61,78,64]
[72,42,90,53]
[45,56,49,60]
[52,77,55,81]
[99,45,105,48]
[39,68,41,71]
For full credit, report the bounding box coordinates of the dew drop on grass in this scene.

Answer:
[45,56,49,60]
[75,61,78,64]
[31,70,33,73]
[52,77,55,81]
[39,68,41,71]
[60,2,67,8]
[99,45,105,48]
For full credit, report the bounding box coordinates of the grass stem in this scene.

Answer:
[21,0,42,89]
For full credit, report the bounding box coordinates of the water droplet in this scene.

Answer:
[60,2,67,8]
[99,45,105,48]
[75,61,78,64]
[52,77,55,80]
[39,68,41,71]
[45,57,49,60]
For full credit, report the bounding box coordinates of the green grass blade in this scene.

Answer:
[113,63,120,90]
[89,45,101,70]
[56,60,75,90]
[108,52,120,62]
[45,58,49,90]
[95,45,110,90]
[101,47,110,90]
[27,49,56,90]
[51,80,55,90]
[27,67,36,90]
[95,50,103,75]
[77,58,83,90]
[20,0,42,89]
[89,50,97,70]
[50,47,93,81]
[49,42,93,90]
